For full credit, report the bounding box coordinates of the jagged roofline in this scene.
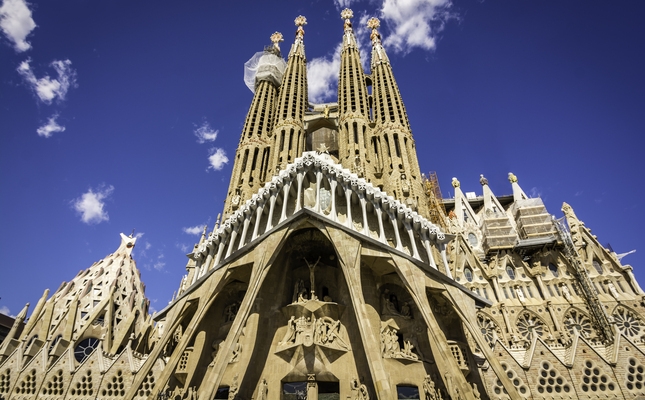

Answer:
[198,151,448,261]
[157,207,490,320]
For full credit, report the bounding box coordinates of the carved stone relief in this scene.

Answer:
[380,325,418,361]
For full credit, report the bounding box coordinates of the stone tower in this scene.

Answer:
[3,8,645,400]
[224,33,287,216]
[269,16,309,177]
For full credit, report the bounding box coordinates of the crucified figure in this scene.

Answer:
[304,256,321,300]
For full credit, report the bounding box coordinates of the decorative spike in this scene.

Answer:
[270,31,283,52]
[295,15,307,38]
[480,174,488,186]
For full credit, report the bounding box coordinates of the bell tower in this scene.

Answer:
[224,33,286,216]
[367,18,428,216]
[269,16,309,174]
[337,9,372,179]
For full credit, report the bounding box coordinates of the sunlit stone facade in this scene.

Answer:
[2,10,644,400]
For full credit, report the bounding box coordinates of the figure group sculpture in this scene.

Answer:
[279,315,348,349]
[380,326,418,360]
[381,289,412,319]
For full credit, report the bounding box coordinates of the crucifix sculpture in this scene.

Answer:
[304,256,321,300]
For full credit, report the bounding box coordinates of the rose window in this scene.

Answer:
[614,308,643,338]
[74,337,100,363]
[516,313,545,341]
[477,314,499,347]
[564,309,592,338]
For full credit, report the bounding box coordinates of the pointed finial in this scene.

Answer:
[270,32,283,51]
[508,172,518,183]
[480,174,488,186]
[295,15,307,39]
[451,177,460,188]
[367,17,381,44]
[215,213,221,230]
[130,228,135,238]
[341,8,354,31]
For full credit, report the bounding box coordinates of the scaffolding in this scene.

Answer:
[423,171,448,230]
[554,217,614,344]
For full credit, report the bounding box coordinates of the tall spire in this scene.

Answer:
[269,16,309,174]
[367,18,427,216]
[224,33,286,215]
[338,9,371,178]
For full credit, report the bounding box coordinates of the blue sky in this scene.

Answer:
[1,0,643,317]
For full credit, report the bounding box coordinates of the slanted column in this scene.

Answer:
[315,170,322,212]
[440,243,452,278]
[280,180,291,222]
[374,202,386,243]
[265,190,277,232]
[251,202,265,240]
[213,239,226,266]
[329,179,338,222]
[387,209,403,251]
[344,184,353,229]
[225,222,239,259]
[404,220,420,260]
[359,192,369,236]
[237,210,252,250]
[295,172,304,211]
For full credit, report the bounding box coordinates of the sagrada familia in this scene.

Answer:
[1,10,644,400]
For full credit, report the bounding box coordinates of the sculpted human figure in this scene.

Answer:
[423,375,437,400]
[279,316,296,345]
[472,383,481,400]
[561,284,572,301]
[400,302,411,318]
[230,340,242,363]
[257,378,268,400]
[304,257,321,300]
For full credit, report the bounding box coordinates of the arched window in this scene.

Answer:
[506,265,516,280]
[548,263,559,277]
[468,233,478,247]
[74,337,99,363]
[592,259,603,275]
[464,267,474,282]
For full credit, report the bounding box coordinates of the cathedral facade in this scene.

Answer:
[1,10,644,400]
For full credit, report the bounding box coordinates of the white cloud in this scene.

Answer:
[183,225,204,235]
[36,113,65,138]
[333,0,357,9]
[17,58,77,104]
[72,185,114,225]
[308,43,342,103]
[380,0,453,54]
[207,147,229,171]
[153,254,165,271]
[0,305,10,316]
[0,0,36,52]
[194,121,219,144]
[178,243,190,253]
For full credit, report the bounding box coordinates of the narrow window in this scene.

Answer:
[214,387,230,399]
[592,259,603,275]
[396,385,419,400]
[548,263,559,277]
[506,265,516,280]
[464,267,473,282]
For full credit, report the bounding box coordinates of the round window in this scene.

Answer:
[464,267,474,282]
[468,233,478,247]
[74,337,100,363]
